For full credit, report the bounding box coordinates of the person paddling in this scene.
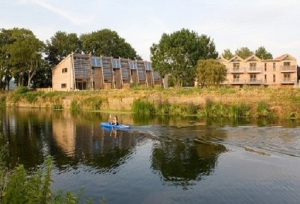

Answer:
[111,116,119,126]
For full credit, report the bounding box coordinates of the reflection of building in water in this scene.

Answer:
[52,112,76,156]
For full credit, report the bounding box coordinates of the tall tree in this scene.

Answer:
[150,29,218,87]
[255,46,273,59]
[235,47,253,59]
[1,28,44,88]
[80,29,141,59]
[45,31,81,67]
[0,29,14,90]
[222,49,234,60]
[195,59,227,87]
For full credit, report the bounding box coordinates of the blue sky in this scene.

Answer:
[2,0,300,62]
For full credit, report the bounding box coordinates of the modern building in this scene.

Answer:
[219,54,298,87]
[52,53,162,91]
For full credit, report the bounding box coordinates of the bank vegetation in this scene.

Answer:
[1,86,300,120]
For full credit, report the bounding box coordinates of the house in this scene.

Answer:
[52,53,162,91]
[219,54,298,87]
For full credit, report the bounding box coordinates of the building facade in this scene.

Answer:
[219,54,298,87]
[52,53,162,91]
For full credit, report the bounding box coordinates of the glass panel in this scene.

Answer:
[130,61,136,69]
[112,59,120,68]
[146,62,151,70]
[91,57,101,67]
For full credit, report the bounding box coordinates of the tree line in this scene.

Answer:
[0,27,273,90]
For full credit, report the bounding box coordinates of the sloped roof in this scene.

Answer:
[228,55,244,62]
[217,55,228,63]
[244,54,261,62]
[274,54,296,61]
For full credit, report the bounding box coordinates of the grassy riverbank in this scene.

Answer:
[2,86,300,119]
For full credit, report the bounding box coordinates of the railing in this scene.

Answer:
[230,67,245,73]
[280,65,296,72]
[281,78,296,84]
[246,67,262,73]
[231,79,246,84]
[248,79,263,84]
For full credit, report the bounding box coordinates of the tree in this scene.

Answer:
[0,29,14,90]
[235,47,253,59]
[195,59,227,87]
[5,28,45,87]
[80,29,141,59]
[255,46,273,59]
[150,29,218,87]
[45,31,81,67]
[222,49,234,60]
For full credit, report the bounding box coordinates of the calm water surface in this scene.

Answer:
[0,108,300,204]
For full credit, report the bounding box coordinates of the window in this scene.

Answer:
[284,62,290,66]
[91,57,101,67]
[233,74,239,82]
[130,61,136,69]
[250,74,256,82]
[273,63,276,71]
[284,73,290,81]
[62,68,67,73]
[61,83,67,88]
[250,63,256,71]
[112,59,120,68]
[264,63,267,71]
[265,74,267,83]
[145,62,151,70]
[273,74,276,83]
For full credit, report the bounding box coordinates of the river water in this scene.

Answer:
[0,108,300,204]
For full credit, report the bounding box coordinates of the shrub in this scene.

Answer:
[132,99,155,115]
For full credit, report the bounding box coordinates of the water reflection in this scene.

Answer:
[151,135,226,189]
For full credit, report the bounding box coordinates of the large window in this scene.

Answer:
[130,61,136,69]
[62,68,67,73]
[233,74,239,82]
[91,57,101,67]
[284,73,291,81]
[233,63,240,71]
[250,63,256,71]
[284,62,290,66]
[250,74,256,82]
[112,59,120,68]
[145,62,151,71]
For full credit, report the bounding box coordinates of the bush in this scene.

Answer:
[0,150,97,203]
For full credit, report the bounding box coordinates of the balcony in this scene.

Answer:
[281,78,296,84]
[280,65,296,72]
[246,67,262,73]
[248,78,263,85]
[230,79,246,84]
[230,67,245,74]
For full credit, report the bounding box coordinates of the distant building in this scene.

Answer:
[52,53,162,91]
[219,54,298,87]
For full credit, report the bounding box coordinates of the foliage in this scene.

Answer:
[195,59,227,87]
[14,86,30,94]
[132,99,155,115]
[222,49,234,60]
[257,101,269,117]
[80,29,141,59]
[45,31,81,67]
[150,28,218,87]
[255,46,273,59]
[229,103,250,118]
[235,47,253,59]
[0,150,98,203]
[1,28,45,87]
[70,100,81,111]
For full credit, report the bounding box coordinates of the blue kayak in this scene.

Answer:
[100,122,130,130]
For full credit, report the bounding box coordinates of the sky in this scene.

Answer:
[1,0,300,62]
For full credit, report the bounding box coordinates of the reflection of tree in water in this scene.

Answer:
[151,139,226,189]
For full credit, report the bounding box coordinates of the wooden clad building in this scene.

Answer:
[52,53,162,91]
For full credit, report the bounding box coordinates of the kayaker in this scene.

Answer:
[111,116,119,125]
